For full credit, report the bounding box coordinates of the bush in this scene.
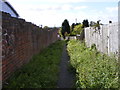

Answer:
[70,24,83,36]
[67,40,118,88]
[58,27,62,37]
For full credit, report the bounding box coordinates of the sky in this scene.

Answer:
[8,0,119,27]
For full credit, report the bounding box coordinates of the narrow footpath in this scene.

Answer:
[57,43,75,88]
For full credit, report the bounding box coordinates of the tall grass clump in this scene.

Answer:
[4,40,65,88]
[67,40,118,88]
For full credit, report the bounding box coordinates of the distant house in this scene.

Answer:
[0,0,19,18]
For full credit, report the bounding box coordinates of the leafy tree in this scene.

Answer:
[90,21,96,27]
[61,19,70,39]
[71,23,75,31]
[90,20,101,30]
[75,23,81,25]
[71,24,83,35]
[82,19,89,28]
[43,26,49,29]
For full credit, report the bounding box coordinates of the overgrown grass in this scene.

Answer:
[3,40,65,88]
[67,40,119,88]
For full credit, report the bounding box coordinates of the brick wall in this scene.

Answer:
[2,12,59,83]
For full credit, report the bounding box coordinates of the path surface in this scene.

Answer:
[57,43,75,88]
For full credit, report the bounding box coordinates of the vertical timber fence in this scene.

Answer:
[85,22,118,57]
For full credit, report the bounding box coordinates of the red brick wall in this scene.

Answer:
[2,12,59,83]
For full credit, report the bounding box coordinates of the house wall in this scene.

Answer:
[2,12,59,83]
[85,22,118,56]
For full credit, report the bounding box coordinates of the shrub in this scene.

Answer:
[70,24,84,36]
[67,40,118,88]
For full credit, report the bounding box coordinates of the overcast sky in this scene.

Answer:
[9,0,119,27]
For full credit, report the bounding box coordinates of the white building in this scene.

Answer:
[0,0,19,18]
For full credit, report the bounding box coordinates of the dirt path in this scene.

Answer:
[57,43,75,88]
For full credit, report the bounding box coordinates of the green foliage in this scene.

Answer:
[61,19,70,39]
[71,23,75,31]
[90,21,96,27]
[67,40,118,88]
[43,26,49,29]
[82,19,89,28]
[70,24,83,36]
[4,40,65,88]
[58,27,62,37]
[92,24,100,28]
[90,20,101,30]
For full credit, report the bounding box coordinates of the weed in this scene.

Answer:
[3,40,65,88]
[67,40,118,88]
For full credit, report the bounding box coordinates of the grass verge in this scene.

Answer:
[3,40,65,88]
[67,40,119,88]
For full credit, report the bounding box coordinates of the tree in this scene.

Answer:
[61,19,70,39]
[90,21,96,27]
[82,19,89,28]
[71,24,83,35]
[71,23,75,31]
[43,26,49,29]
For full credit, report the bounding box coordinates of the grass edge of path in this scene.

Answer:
[3,40,66,88]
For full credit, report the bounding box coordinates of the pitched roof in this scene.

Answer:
[2,0,19,17]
